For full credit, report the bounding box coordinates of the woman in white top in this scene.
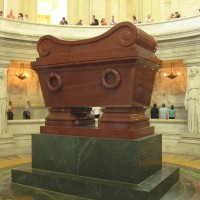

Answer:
[145,14,154,23]
[92,107,102,119]
[159,103,168,119]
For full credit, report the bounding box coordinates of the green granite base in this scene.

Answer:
[12,165,179,200]
[11,134,179,199]
[10,183,93,200]
[31,134,162,184]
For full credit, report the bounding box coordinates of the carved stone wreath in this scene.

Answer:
[46,72,63,92]
[102,68,121,89]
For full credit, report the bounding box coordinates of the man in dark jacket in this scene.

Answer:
[90,15,99,26]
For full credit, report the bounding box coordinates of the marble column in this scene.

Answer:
[27,0,37,22]
[125,0,136,22]
[6,0,19,16]
[90,0,106,24]
[118,0,126,22]
[110,0,119,21]
[0,1,4,14]
[78,0,90,25]
[0,66,8,135]
[68,0,79,25]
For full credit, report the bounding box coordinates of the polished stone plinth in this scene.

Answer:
[12,165,179,200]
[33,134,162,184]
[11,134,179,199]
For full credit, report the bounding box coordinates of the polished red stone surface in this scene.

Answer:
[31,22,162,139]
[40,126,154,140]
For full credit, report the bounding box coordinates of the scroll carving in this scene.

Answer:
[38,38,53,57]
[119,28,135,47]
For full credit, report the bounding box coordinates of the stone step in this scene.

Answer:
[12,165,179,200]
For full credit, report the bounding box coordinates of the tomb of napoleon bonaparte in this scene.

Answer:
[12,22,179,200]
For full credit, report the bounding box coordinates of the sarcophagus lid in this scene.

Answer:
[32,22,162,107]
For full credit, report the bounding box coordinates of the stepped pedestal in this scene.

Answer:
[11,22,179,199]
[12,134,179,200]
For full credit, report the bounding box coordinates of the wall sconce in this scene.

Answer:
[163,64,181,79]
[15,63,29,80]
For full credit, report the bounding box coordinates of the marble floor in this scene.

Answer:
[0,153,200,199]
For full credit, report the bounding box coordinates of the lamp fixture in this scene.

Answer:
[15,63,29,80]
[163,63,181,79]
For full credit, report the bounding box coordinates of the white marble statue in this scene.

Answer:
[185,66,200,134]
[0,68,7,134]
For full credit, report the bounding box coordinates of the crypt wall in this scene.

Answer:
[0,14,200,156]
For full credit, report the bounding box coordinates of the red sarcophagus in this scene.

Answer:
[31,22,162,139]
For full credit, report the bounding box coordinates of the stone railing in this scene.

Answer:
[0,14,200,41]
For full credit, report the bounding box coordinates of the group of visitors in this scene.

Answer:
[167,11,181,20]
[60,17,82,25]
[91,15,118,26]
[150,103,176,120]
[7,101,31,120]
[1,9,195,25]
[7,102,102,120]
[59,15,119,26]
[17,13,28,21]
[0,9,28,21]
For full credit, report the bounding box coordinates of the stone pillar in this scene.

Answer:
[17,0,37,22]
[161,0,172,20]
[118,0,126,22]
[125,0,136,22]
[133,0,143,23]
[27,0,37,22]
[0,64,8,135]
[68,0,79,25]
[0,1,4,13]
[6,0,19,16]
[110,0,119,21]
[78,0,90,25]
[90,0,106,24]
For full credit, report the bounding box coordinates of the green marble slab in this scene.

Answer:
[32,134,162,183]
[10,183,93,200]
[12,165,179,200]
